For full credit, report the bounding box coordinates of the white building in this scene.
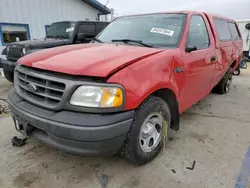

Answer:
[237,19,250,58]
[0,0,111,56]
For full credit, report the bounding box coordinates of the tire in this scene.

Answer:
[119,96,171,166]
[233,69,240,76]
[213,67,233,94]
[3,68,14,83]
[241,61,247,69]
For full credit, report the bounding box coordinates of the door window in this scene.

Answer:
[187,15,210,50]
[0,24,30,45]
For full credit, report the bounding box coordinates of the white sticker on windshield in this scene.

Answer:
[150,27,174,36]
[66,27,74,32]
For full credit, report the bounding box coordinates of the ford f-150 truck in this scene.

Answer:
[8,11,243,165]
[1,21,109,82]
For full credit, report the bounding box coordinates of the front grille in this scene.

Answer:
[7,45,23,61]
[15,66,66,108]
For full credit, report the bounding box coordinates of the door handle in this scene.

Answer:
[174,67,184,73]
[210,56,216,62]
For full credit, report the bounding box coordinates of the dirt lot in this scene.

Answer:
[1,69,250,188]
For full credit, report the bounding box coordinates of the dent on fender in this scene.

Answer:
[108,50,179,110]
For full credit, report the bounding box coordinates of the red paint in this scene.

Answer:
[18,11,243,114]
[18,43,163,77]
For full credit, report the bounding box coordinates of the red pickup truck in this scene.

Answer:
[8,11,242,165]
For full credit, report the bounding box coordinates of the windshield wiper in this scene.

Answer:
[111,39,153,48]
[92,38,103,43]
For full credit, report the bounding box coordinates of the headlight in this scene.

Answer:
[69,86,124,108]
[22,47,26,54]
[6,46,10,52]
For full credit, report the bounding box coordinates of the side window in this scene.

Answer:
[78,23,95,36]
[214,19,232,41]
[187,15,210,50]
[228,22,241,40]
[45,25,50,35]
[96,23,108,33]
[0,24,30,45]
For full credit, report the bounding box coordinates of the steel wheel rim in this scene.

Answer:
[234,70,239,75]
[139,113,164,153]
[226,74,233,92]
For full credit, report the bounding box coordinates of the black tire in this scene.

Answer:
[233,69,241,76]
[213,67,233,94]
[119,96,171,166]
[3,68,14,83]
[241,61,247,69]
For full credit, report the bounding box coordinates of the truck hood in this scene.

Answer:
[18,44,164,77]
[9,38,70,49]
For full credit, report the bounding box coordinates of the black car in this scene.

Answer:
[1,21,109,82]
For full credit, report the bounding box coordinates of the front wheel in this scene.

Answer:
[119,96,170,166]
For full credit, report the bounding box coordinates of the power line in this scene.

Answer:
[105,0,110,6]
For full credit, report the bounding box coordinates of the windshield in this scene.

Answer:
[97,14,186,48]
[46,22,76,39]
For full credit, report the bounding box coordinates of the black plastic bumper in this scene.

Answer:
[8,89,134,155]
[1,59,16,71]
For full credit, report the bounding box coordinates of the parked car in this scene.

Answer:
[0,21,109,82]
[8,11,242,165]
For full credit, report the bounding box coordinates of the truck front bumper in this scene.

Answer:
[8,88,134,155]
[0,59,17,71]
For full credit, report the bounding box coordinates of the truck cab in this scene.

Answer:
[1,21,109,82]
[8,11,242,165]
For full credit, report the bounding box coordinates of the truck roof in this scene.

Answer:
[119,10,235,22]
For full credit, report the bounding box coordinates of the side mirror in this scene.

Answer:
[185,45,197,53]
[77,33,86,42]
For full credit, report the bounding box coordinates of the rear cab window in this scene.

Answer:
[228,22,241,40]
[213,18,241,41]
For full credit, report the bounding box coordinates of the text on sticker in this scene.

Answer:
[150,27,174,36]
[66,27,74,32]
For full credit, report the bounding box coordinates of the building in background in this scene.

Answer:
[0,0,111,56]
[237,19,250,58]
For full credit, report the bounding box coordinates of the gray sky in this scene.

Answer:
[99,0,249,19]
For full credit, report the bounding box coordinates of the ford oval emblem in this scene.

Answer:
[27,84,37,92]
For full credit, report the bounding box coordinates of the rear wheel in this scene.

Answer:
[3,68,14,83]
[241,61,247,69]
[119,96,170,166]
[213,67,233,94]
[233,69,240,76]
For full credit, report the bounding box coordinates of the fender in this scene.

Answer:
[108,49,181,110]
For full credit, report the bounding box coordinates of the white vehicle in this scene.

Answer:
[237,19,250,58]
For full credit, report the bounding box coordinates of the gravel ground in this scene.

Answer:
[0,69,250,188]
